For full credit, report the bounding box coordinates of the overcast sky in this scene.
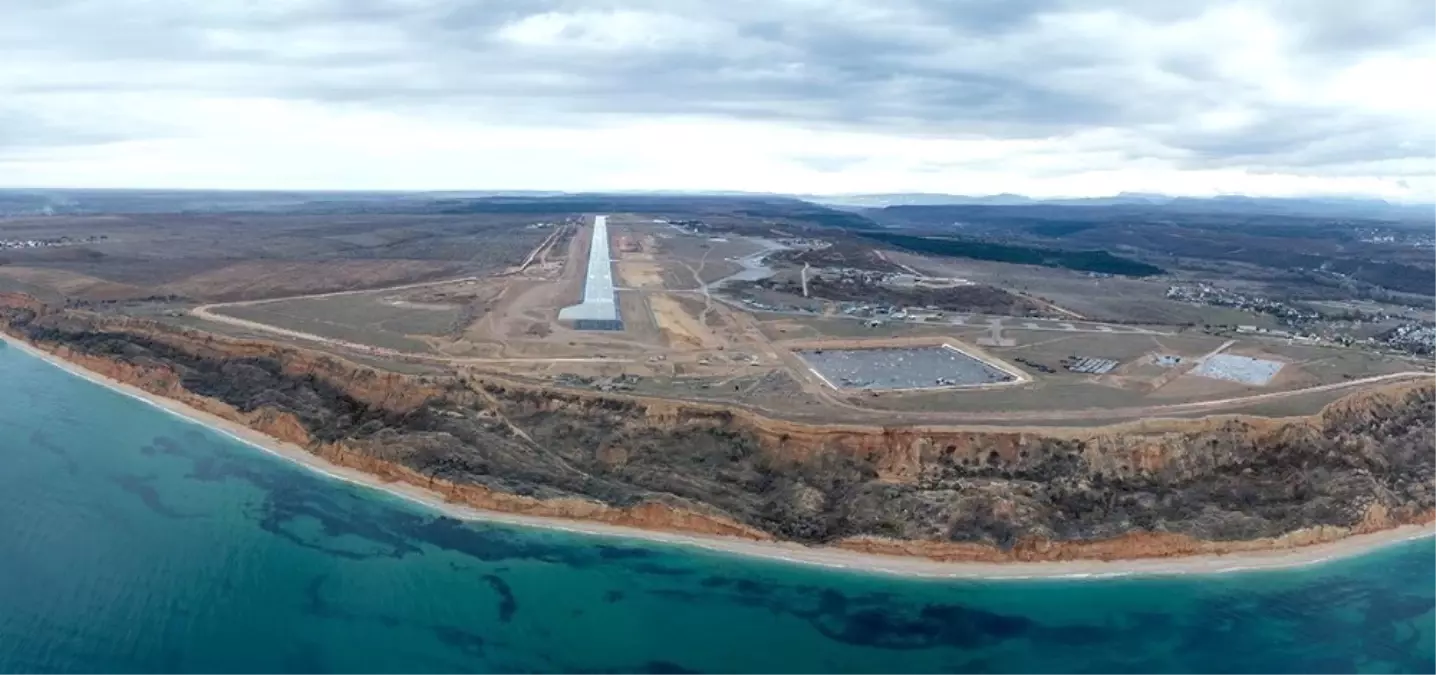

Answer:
[2,0,1432,198]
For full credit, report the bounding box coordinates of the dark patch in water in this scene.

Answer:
[29,429,79,475]
[482,574,518,622]
[110,473,199,519]
[282,641,326,674]
[301,574,334,618]
[257,500,413,561]
[571,660,702,674]
[1370,593,1436,623]
[429,625,487,657]
[1033,623,1109,646]
[69,384,1436,673]
[637,660,702,674]
[146,435,201,459]
[302,573,407,633]
[627,562,694,577]
[114,424,745,581]
[697,574,768,592]
[405,516,658,571]
[810,603,1033,650]
[596,544,656,560]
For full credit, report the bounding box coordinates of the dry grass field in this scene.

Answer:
[888,251,1285,327]
[0,266,148,301]
[215,296,447,353]
[22,206,1409,428]
[161,259,463,301]
[0,213,550,301]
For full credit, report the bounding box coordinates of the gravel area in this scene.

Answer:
[797,346,1014,390]
[1192,353,1285,386]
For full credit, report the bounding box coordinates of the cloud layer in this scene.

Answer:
[2,0,1432,197]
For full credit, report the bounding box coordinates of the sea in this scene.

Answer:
[1,342,1433,674]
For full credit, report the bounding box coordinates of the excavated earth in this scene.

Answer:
[3,294,1433,563]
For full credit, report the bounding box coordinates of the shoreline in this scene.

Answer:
[3,332,1431,580]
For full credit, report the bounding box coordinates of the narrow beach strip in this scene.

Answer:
[3,332,1430,580]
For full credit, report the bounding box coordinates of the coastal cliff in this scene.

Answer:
[3,296,1432,563]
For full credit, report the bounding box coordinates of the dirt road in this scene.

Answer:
[185,228,1428,427]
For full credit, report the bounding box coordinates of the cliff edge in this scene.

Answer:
[4,295,1432,563]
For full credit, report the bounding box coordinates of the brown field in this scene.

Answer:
[0,266,148,301]
[115,211,1419,428]
[617,261,666,288]
[890,251,1284,327]
[650,293,720,349]
[214,294,451,353]
[162,259,462,301]
[0,212,549,301]
[758,314,980,341]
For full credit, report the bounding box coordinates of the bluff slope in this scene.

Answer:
[3,297,1432,562]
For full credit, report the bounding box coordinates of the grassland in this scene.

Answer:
[0,213,550,302]
[889,252,1285,327]
[859,231,1166,276]
[213,292,461,353]
[8,200,1418,431]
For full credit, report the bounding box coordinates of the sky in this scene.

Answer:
[2,0,1433,199]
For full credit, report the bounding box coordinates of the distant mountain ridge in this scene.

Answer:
[806,192,1434,220]
[3,187,1430,222]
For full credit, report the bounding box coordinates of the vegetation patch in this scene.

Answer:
[859,232,1166,277]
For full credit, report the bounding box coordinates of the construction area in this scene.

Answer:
[1192,353,1286,386]
[797,345,1019,390]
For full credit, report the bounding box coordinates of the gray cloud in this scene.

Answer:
[0,107,154,153]
[1,0,1431,178]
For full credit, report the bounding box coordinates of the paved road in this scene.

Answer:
[728,302,1174,336]
[944,315,1171,336]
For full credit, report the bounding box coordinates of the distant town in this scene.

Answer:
[1,234,108,250]
[1166,283,1435,354]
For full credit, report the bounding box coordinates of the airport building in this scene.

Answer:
[558,214,624,331]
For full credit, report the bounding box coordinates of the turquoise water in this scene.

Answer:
[1,343,1432,674]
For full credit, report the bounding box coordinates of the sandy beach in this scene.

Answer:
[3,331,1431,580]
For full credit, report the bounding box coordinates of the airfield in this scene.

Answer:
[185,213,1426,427]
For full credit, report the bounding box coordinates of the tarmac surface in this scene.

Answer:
[1193,353,1285,385]
[797,345,1015,390]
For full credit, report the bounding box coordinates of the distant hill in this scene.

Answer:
[858,230,1166,277]
[0,188,882,232]
[808,192,1433,221]
[5,187,1426,224]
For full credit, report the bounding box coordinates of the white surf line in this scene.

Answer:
[1,336,819,570]
[5,333,1432,581]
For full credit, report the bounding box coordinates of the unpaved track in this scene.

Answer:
[188,229,636,364]
[194,282,1425,424]
[779,370,1428,424]
[186,229,1429,426]
[192,303,627,364]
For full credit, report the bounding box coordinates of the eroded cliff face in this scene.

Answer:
[3,297,1432,562]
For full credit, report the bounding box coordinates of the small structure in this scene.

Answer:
[796,345,1021,391]
[1191,354,1285,386]
[1065,357,1120,374]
